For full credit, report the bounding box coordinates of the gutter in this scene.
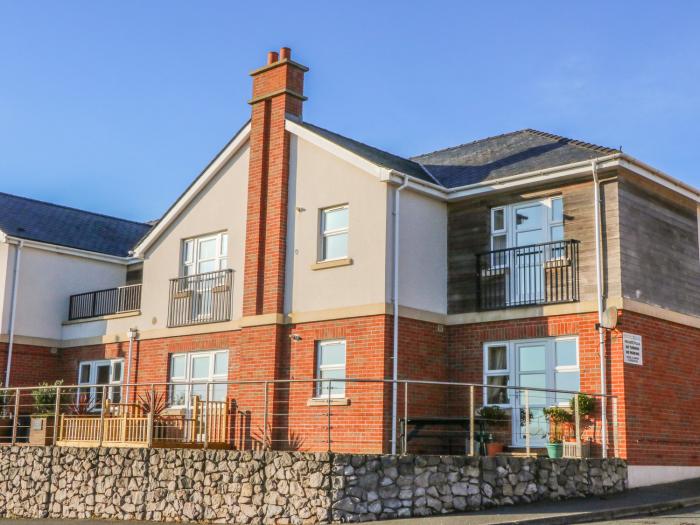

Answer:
[391,174,409,455]
[4,239,24,387]
[2,235,138,265]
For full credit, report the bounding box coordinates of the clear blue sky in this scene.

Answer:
[1,1,699,222]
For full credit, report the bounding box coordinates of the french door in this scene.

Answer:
[78,359,123,409]
[512,203,546,305]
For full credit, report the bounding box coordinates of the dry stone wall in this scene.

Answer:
[0,446,626,523]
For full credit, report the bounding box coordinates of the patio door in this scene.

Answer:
[78,359,123,409]
[512,203,546,305]
[182,233,228,320]
[513,342,550,447]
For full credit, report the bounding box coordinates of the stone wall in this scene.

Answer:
[0,446,626,524]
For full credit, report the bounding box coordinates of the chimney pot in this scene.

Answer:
[267,51,279,64]
[280,47,291,60]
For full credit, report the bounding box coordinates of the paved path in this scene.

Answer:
[0,478,699,525]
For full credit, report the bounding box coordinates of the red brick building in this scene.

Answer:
[1,48,699,486]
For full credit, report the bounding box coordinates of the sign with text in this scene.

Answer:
[623,333,643,365]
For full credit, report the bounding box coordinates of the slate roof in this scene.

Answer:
[299,122,618,189]
[412,129,619,188]
[296,121,437,184]
[0,192,152,257]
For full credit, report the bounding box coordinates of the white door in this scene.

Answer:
[512,203,547,305]
[514,342,551,447]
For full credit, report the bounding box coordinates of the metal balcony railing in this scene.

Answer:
[167,269,233,328]
[68,284,142,321]
[476,239,580,311]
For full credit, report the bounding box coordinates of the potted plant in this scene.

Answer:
[564,393,597,457]
[479,405,510,456]
[29,380,63,446]
[543,405,573,458]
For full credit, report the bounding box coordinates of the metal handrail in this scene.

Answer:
[167,269,233,327]
[68,283,142,320]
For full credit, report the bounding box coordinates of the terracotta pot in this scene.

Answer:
[486,442,504,456]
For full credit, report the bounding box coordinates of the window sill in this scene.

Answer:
[307,397,350,407]
[310,258,353,271]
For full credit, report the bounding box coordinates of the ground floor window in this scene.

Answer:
[169,350,229,407]
[483,337,579,446]
[77,359,124,407]
[315,340,346,398]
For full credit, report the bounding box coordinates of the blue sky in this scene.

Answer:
[1,1,699,222]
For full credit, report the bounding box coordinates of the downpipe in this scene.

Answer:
[4,239,23,387]
[391,175,409,455]
[592,161,608,458]
[125,327,138,401]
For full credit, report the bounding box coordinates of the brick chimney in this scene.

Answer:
[243,47,308,317]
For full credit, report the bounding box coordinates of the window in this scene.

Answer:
[182,232,228,277]
[169,350,229,407]
[77,359,124,407]
[490,197,564,252]
[320,205,349,261]
[315,340,346,398]
[484,343,509,405]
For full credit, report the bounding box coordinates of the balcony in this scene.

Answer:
[476,239,580,311]
[167,269,233,328]
[68,284,142,321]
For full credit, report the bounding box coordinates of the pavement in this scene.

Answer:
[0,477,699,525]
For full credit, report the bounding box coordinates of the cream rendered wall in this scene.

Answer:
[390,188,447,315]
[9,245,126,341]
[62,143,250,342]
[285,136,389,315]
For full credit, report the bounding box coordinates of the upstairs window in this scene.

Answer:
[320,205,349,261]
[182,232,228,277]
[490,197,563,251]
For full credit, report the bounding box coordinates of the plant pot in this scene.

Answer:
[29,416,54,446]
[546,442,563,459]
[486,442,504,456]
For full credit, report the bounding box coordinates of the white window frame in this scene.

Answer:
[77,359,124,408]
[482,336,579,408]
[320,205,349,262]
[490,196,563,251]
[181,232,228,277]
[315,339,347,398]
[169,350,229,409]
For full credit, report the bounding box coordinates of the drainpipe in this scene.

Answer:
[4,240,24,387]
[391,174,409,455]
[592,161,608,458]
[125,327,137,402]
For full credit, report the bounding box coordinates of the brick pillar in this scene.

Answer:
[243,47,308,317]
[238,48,307,450]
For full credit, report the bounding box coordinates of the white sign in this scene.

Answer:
[623,333,643,365]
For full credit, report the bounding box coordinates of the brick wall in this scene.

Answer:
[0,342,62,387]
[612,310,700,466]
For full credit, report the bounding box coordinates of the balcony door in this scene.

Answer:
[491,197,563,307]
[512,202,547,305]
[182,233,228,320]
[78,359,123,409]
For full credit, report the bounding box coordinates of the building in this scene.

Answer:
[1,48,699,486]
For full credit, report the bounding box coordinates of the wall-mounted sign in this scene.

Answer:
[623,333,643,365]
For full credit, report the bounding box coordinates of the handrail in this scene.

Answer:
[167,269,233,327]
[68,283,142,321]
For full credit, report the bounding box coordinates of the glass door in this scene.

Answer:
[512,203,546,305]
[514,342,550,447]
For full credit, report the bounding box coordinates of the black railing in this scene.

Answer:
[476,239,580,311]
[68,284,142,321]
[167,269,233,328]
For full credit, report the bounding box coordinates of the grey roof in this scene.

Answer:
[412,129,619,188]
[296,121,437,184]
[298,122,618,189]
[0,192,152,257]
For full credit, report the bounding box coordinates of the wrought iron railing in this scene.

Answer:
[68,284,142,321]
[476,239,580,311]
[167,269,233,328]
